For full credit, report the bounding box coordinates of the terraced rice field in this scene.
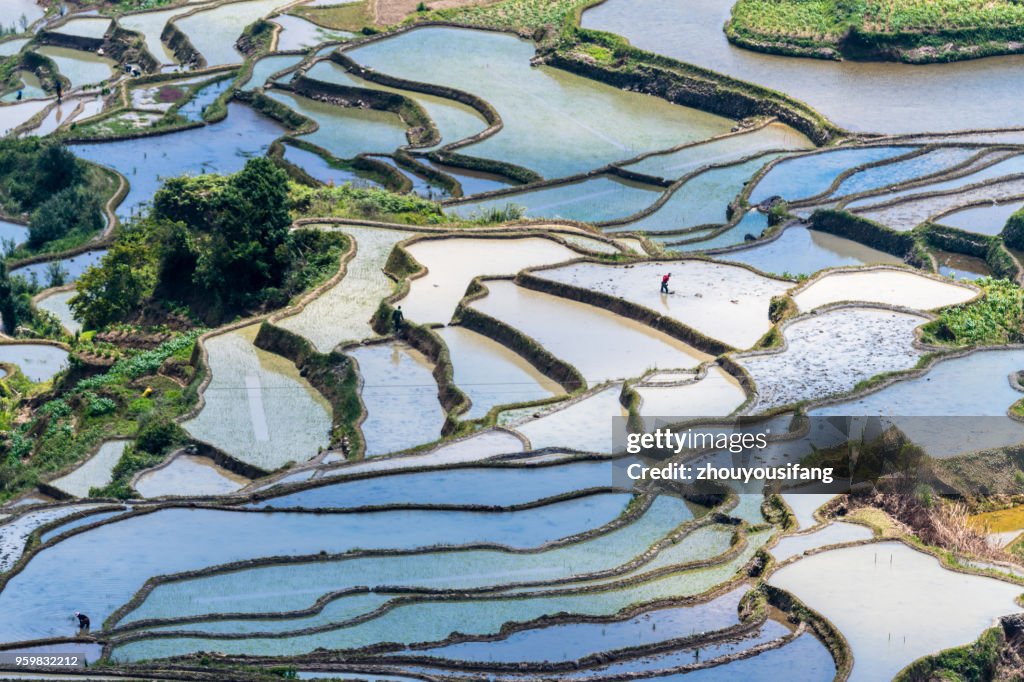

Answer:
[5,1,1024,679]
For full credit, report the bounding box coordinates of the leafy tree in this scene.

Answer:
[153,174,228,227]
[45,261,67,288]
[0,138,86,212]
[70,222,158,329]
[185,158,292,309]
[28,186,103,247]
[136,414,185,454]
[0,260,17,333]
[74,158,338,325]
[1003,206,1024,250]
[35,143,81,196]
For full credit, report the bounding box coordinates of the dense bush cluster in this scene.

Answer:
[1002,206,1024,250]
[71,158,348,326]
[0,139,106,249]
[920,278,1024,346]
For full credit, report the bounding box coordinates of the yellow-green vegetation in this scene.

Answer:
[291,181,525,226]
[430,0,593,32]
[575,42,614,63]
[290,1,377,32]
[727,0,1024,62]
[0,330,201,502]
[919,278,1024,346]
[290,181,451,224]
[968,505,1024,534]
[846,506,901,537]
[730,0,850,41]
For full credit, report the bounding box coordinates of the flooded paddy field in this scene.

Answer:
[349,26,734,178]
[398,236,582,324]
[719,224,904,275]
[4,0,1024,679]
[449,175,664,224]
[470,280,711,384]
[619,154,788,232]
[771,542,1024,680]
[437,325,563,418]
[791,268,976,312]
[532,259,789,349]
[737,307,927,410]
[183,325,333,469]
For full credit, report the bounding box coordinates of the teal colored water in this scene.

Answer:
[349,27,732,178]
[266,89,409,160]
[449,175,663,224]
[0,493,630,642]
[111,529,769,660]
[583,0,1024,134]
[282,143,377,187]
[251,459,616,509]
[420,586,746,662]
[123,495,688,624]
[619,154,783,232]
[719,225,902,276]
[71,102,285,220]
[749,147,911,204]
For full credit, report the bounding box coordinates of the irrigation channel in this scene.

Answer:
[2,0,1024,680]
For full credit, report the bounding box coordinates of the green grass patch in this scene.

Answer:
[0,331,203,503]
[728,0,1024,60]
[893,625,1003,682]
[289,181,449,225]
[430,0,594,32]
[919,278,1024,346]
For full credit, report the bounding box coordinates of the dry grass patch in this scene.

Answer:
[291,1,376,31]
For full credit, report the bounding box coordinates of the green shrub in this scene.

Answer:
[28,186,104,247]
[136,414,185,455]
[1002,206,1024,249]
[920,278,1024,345]
[83,392,117,416]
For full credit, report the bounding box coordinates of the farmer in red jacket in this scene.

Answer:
[660,273,671,294]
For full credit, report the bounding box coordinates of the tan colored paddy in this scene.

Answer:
[471,280,711,383]
[636,366,746,429]
[399,236,581,324]
[793,269,976,312]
